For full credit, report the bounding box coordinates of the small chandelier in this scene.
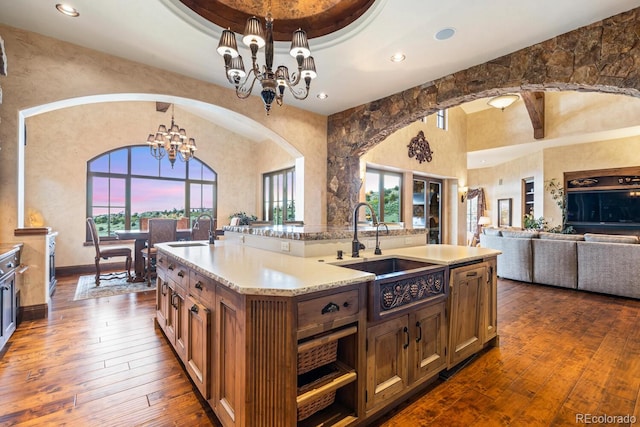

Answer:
[146,104,197,168]
[216,2,318,115]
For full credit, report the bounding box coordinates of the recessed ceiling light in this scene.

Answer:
[434,27,455,41]
[56,4,79,17]
[390,53,406,63]
[317,93,328,100]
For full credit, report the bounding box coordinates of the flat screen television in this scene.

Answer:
[567,190,640,224]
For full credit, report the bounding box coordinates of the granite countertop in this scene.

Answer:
[222,224,425,241]
[0,243,23,258]
[156,240,500,297]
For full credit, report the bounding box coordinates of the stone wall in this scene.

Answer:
[327,8,640,226]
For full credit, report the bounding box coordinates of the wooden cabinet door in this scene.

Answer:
[214,286,244,427]
[164,280,178,345]
[186,294,211,399]
[172,283,187,362]
[410,302,446,383]
[365,316,409,411]
[156,276,170,335]
[0,272,16,345]
[483,258,498,344]
[448,264,486,368]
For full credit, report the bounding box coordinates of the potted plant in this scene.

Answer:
[228,211,257,226]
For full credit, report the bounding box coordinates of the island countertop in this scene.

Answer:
[156,240,500,297]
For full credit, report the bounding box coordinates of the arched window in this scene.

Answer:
[87,145,217,239]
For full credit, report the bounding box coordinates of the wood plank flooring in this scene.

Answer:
[1,275,639,426]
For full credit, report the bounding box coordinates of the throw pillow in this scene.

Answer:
[583,233,639,244]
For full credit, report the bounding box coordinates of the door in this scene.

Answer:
[365,317,409,411]
[483,258,498,344]
[448,264,486,368]
[411,302,446,383]
[1,273,16,342]
[215,286,243,426]
[173,283,187,361]
[186,294,211,399]
[156,276,170,333]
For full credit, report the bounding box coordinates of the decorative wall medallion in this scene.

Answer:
[407,130,433,163]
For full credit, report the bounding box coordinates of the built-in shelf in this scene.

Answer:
[523,178,534,216]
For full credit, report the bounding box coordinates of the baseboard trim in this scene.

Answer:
[56,263,123,278]
[20,303,48,321]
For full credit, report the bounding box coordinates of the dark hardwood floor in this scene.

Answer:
[1,273,639,426]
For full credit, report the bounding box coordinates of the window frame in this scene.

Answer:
[365,168,403,223]
[263,166,296,225]
[86,145,217,241]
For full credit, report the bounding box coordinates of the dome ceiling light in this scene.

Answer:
[487,94,520,111]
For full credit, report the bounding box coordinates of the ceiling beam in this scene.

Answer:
[521,92,545,139]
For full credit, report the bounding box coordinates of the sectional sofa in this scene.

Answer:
[480,229,640,299]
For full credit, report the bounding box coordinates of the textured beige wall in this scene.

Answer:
[24,102,294,267]
[542,136,640,227]
[468,153,544,228]
[467,91,640,230]
[0,24,326,269]
[467,92,640,152]
[362,107,468,244]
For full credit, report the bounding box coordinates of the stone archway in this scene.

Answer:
[326,7,640,226]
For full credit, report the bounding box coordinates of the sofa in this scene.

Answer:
[480,229,640,299]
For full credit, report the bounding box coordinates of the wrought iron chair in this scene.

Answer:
[141,218,177,285]
[86,217,132,286]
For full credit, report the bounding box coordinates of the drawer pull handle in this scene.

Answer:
[1,286,9,291]
[195,281,203,290]
[466,271,478,277]
[178,271,185,278]
[158,258,164,264]
[190,304,199,313]
[168,264,175,271]
[416,321,422,343]
[321,302,340,314]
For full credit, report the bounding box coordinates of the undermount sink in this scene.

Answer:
[166,242,209,248]
[339,257,438,278]
[338,257,448,321]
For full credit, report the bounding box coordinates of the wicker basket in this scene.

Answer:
[297,390,336,421]
[297,340,338,375]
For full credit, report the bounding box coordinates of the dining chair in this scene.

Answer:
[86,217,132,286]
[141,218,177,285]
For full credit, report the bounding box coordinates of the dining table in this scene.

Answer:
[115,229,192,282]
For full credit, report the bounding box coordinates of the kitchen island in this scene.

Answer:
[154,240,499,426]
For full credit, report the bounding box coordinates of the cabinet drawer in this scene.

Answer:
[164,258,188,287]
[189,270,215,306]
[297,289,360,330]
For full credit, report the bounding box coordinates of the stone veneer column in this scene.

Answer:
[326,8,640,226]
